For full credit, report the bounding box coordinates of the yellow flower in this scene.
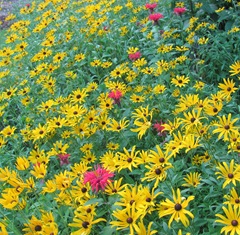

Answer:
[171,75,190,87]
[135,219,158,235]
[215,204,240,235]
[158,188,195,227]
[229,61,240,76]
[131,118,151,139]
[182,172,201,187]
[218,78,238,98]
[30,163,47,179]
[111,204,142,235]
[224,187,240,208]
[216,160,240,188]
[15,157,30,170]
[142,164,172,189]
[116,145,139,172]
[0,188,19,209]
[213,113,239,141]
[0,222,8,235]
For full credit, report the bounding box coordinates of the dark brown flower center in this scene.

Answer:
[127,158,132,163]
[227,87,231,92]
[130,200,135,205]
[231,220,238,226]
[213,108,218,113]
[235,199,239,203]
[174,203,182,211]
[224,125,230,130]
[81,187,87,193]
[146,197,151,202]
[82,221,89,228]
[228,173,234,179]
[35,225,42,231]
[190,117,196,123]
[127,217,133,223]
[159,158,165,163]
[155,168,161,175]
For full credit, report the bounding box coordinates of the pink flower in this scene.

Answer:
[128,51,141,61]
[25,3,31,8]
[149,13,164,24]
[83,165,114,192]
[108,90,123,105]
[145,3,157,13]
[153,120,166,136]
[57,153,70,166]
[174,7,186,15]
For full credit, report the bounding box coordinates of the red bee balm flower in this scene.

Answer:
[108,90,123,105]
[153,120,166,136]
[57,153,70,166]
[128,51,141,61]
[84,165,114,192]
[149,13,164,24]
[174,7,187,15]
[145,3,157,13]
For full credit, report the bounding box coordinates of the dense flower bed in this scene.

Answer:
[0,0,239,234]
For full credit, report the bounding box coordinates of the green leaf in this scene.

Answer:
[84,198,104,206]
[100,225,116,235]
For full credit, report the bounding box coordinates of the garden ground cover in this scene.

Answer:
[0,0,239,234]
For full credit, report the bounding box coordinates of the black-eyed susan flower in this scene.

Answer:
[131,118,152,139]
[111,203,142,235]
[116,145,139,172]
[218,78,238,98]
[158,188,195,227]
[23,215,43,234]
[107,117,129,132]
[30,163,47,179]
[15,157,30,171]
[216,159,240,188]
[106,142,119,151]
[229,60,240,76]
[215,204,240,235]
[1,125,16,137]
[69,213,106,235]
[213,113,239,141]
[0,188,19,209]
[224,187,240,208]
[148,145,172,166]
[171,75,190,87]
[204,101,223,116]
[105,177,125,195]
[182,172,201,187]
[0,222,8,234]
[135,219,158,235]
[142,164,172,188]
[180,109,205,133]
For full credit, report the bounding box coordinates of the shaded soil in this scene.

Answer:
[0,0,29,29]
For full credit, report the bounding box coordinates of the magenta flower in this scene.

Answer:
[128,51,141,61]
[149,13,164,24]
[108,90,123,105]
[57,153,70,166]
[174,7,187,15]
[145,3,157,13]
[153,120,166,136]
[83,165,114,192]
